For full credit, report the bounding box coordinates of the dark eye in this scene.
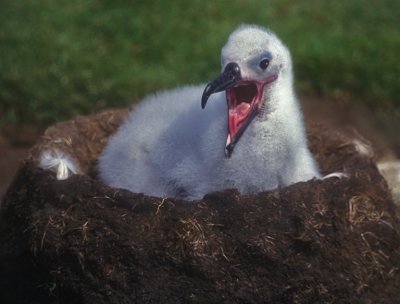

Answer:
[259,59,269,70]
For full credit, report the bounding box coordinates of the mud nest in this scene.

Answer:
[1,109,400,304]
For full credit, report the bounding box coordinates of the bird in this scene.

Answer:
[98,24,321,200]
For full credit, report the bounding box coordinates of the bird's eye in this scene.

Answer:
[259,59,269,70]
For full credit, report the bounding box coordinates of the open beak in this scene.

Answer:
[202,62,276,158]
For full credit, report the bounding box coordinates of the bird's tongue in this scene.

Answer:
[226,82,259,150]
[228,103,251,137]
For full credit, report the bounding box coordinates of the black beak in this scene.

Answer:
[201,62,241,109]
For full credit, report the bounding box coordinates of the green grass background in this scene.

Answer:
[1,0,399,127]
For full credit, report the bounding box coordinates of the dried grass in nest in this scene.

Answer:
[1,109,400,304]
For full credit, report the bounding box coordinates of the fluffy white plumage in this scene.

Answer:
[98,24,320,200]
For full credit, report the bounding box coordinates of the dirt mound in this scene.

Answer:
[1,110,400,303]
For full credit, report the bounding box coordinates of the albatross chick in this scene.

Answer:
[98,24,321,199]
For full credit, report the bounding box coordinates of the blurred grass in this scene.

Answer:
[0,0,399,127]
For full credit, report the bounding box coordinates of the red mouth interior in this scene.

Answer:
[226,82,261,142]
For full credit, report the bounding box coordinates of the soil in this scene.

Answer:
[1,98,400,303]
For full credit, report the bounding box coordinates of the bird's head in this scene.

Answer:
[201,24,292,157]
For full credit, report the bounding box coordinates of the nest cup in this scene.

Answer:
[1,109,400,304]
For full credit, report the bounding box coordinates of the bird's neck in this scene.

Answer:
[263,70,298,116]
[255,72,306,140]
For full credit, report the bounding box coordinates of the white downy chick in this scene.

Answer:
[99,24,321,200]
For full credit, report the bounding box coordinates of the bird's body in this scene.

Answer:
[98,25,320,200]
